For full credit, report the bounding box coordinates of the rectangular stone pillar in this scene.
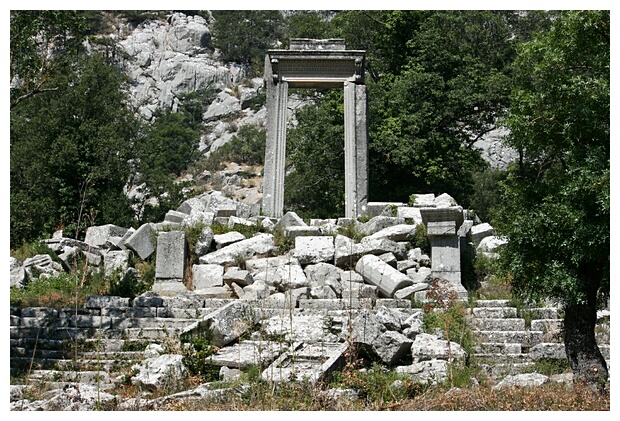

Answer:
[153,231,189,296]
[355,84,369,216]
[263,58,288,218]
[344,81,357,218]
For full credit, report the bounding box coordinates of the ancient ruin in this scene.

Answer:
[263,39,369,219]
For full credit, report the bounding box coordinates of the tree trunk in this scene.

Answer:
[563,300,608,392]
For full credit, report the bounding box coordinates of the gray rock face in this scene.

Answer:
[203,90,241,122]
[355,254,413,298]
[131,354,187,391]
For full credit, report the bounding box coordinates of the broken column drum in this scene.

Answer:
[263,39,369,219]
[420,207,468,298]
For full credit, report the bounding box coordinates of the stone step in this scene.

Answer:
[530,319,563,333]
[469,307,518,318]
[474,330,544,347]
[10,356,130,372]
[473,342,523,354]
[470,318,526,331]
[523,308,561,319]
[473,353,532,365]
[478,362,536,378]
[474,300,512,308]
[11,347,69,360]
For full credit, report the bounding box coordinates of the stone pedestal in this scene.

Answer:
[420,207,468,298]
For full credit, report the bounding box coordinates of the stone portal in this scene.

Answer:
[263,39,368,218]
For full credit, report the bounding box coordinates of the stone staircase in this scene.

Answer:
[468,299,610,378]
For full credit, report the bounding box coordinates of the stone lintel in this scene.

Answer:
[420,206,464,230]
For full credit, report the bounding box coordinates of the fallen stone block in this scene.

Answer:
[396,359,448,385]
[192,264,224,290]
[181,301,256,347]
[470,222,494,248]
[493,373,549,389]
[359,216,406,236]
[355,254,413,298]
[199,234,275,266]
[286,225,322,240]
[208,340,287,369]
[372,331,413,366]
[294,236,335,265]
[131,354,186,392]
[262,342,348,384]
[275,211,306,230]
[124,223,157,260]
[214,231,246,249]
[84,224,128,248]
[223,268,254,287]
[261,314,340,343]
[393,283,429,300]
[155,231,188,281]
[410,333,467,362]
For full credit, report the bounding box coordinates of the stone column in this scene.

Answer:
[263,58,288,218]
[344,82,369,218]
[344,81,357,218]
[420,207,468,299]
[355,84,369,216]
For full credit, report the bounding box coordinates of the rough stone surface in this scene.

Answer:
[362,224,418,243]
[124,223,157,260]
[182,301,255,347]
[84,224,128,248]
[103,250,131,277]
[199,234,275,265]
[10,257,25,289]
[155,231,187,280]
[194,225,214,256]
[275,211,306,230]
[214,231,246,249]
[396,359,448,385]
[355,254,413,297]
[192,264,224,290]
[494,373,549,389]
[372,331,413,366]
[294,236,335,265]
[410,333,467,362]
[359,216,405,236]
[131,354,187,391]
[477,236,509,252]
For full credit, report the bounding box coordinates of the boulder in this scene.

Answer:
[275,211,306,230]
[470,223,494,248]
[341,309,385,345]
[477,236,508,253]
[103,250,131,277]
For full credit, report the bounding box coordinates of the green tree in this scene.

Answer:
[285,90,346,218]
[10,10,87,109]
[10,53,141,245]
[495,11,610,391]
[211,10,285,70]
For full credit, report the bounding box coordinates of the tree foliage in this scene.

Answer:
[10,10,87,109]
[494,10,609,389]
[211,10,285,70]
[10,54,141,245]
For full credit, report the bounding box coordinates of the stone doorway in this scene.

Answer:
[262,39,369,218]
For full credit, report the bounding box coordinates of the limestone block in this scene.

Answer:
[155,231,187,280]
[245,254,299,273]
[164,210,188,224]
[84,224,128,248]
[199,234,275,266]
[223,268,254,287]
[397,259,418,272]
[393,283,429,300]
[131,354,187,391]
[242,280,272,301]
[341,309,385,345]
[285,225,321,240]
[310,285,338,299]
[275,211,307,231]
[372,331,413,366]
[396,207,423,224]
[375,306,403,331]
[103,250,131,277]
[470,223,495,248]
[529,343,566,360]
[227,216,255,230]
[262,342,346,384]
[294,236,335,265]
[378,252,397,268]
[477,236,508,252]
[362,224,418,243]
[396,359,448,385]
[177,196,207,215]
[124,223,157,260]
[409,193,436,207]
[214,231,246,249]
[271,263,309,291]
[194,225,214,256]
[410,333,467,362]
[209,340,284,369]
[340,270,364,284]
[434,193,458,208]
[342,283,378,299]
[493,373,549,389]
[363,202,404,217]
[181,301,254,347]
[359,216,405,236]
[193,264,224,290]
[355,254,413,298]
[10,257,25,289]
[262,314,340,344]
[23,254,64,280]
[84,296,131,309]
[230,282,245,299]
[181,211,215,227]
[334,235,407,268]
[194,286,233,299]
